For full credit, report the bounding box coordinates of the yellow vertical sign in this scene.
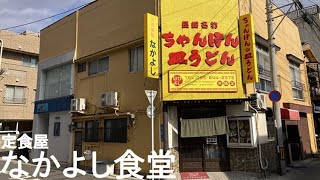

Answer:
[239,13,258,83]
[144,13,159,79]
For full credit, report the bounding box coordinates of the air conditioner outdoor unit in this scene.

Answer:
[70,98,86,113]
[250,93,267,110]
[101,91,119,108]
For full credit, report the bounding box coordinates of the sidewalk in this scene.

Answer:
[262,158,320,180]
[172,158,320,180]
[2,157,319,179]
[173,171,259,180]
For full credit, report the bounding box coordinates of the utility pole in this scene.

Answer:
[266,0,286,175]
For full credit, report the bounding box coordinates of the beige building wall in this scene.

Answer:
[40,0,159,173]
[240,0,317,154]
[0,31,39,131]
[74,0,159,173]
[77,0,154,59]
[40,13,76,62]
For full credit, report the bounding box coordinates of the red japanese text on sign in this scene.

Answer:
[239,13,258,83]
[162,22,239,68]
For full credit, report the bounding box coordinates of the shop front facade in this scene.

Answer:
[161,0,317,174]
[37,0,317,175]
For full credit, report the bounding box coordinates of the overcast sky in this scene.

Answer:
[0,0,318,33]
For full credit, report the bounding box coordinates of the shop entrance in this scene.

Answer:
[286,125,301,162]
[178,105,230,172]
[180,136,230,172]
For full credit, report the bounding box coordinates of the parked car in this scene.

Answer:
[13,131,32,160]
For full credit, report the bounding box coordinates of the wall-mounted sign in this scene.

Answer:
[144,13,159,79]
[34,95,74,114]
[239,13,258,83]
[36,103,48,113]
[206,136,218,144]
[161,0,245,101]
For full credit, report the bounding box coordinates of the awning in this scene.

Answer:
[281,108,300,121]
[181,116,229,138]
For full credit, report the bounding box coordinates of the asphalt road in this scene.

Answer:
[264,158,320,180]
[0,159,119,180]
[0,158,319,179]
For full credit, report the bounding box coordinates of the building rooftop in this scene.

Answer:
[0,30,40,55]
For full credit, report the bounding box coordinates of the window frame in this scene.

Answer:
[44,63,72,99]
[104,118,128,143]
[255,43,272,93]
[129,45,144,73]
[88,56,109,75]
[22,56,38,68]
[85,120,99,142]
[289,60,304,100]
[227,117,254,147]
[4,85,27,104]
[53,122,60,136]
[77,62,86,73]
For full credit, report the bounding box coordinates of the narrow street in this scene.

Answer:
[265,158,320,180]
[0,159,120,180]
[0,158,319,180]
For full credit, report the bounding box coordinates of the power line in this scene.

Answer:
[306,0,319,6]
[0,2,92,31]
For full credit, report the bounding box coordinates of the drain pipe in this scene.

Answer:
[0,39,3,70]
[248,103,269,176]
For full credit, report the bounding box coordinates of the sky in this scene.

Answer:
[0,0,94,33]
[0,0,319,33]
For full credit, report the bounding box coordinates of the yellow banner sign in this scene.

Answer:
[144,13,159,79]
[239,13,258,83]
[161,0,245,101]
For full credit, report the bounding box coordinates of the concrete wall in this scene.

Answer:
[31,113,49,159]
[47,111,72,164]
[32,47,75,164]
[293,15,320,60]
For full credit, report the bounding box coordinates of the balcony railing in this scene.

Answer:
[291,80,304,90]
[310,87,320,99]
[306,62,320,100]
[3,97,26,104]
[287,5,320,20]
[258,66,271,78]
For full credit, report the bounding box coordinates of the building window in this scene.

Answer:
[89,56,109,75]
[290,60,304,100]
[104,118,127,143]
[53,122,60,136]
[4,85,26,104]
[44,64,72,99]
[85,121,99,142]
[255,44,272,92]
[77,62,86,73]
[129,46,144,72]
[22,56,38,67]
[228,118,252,146]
